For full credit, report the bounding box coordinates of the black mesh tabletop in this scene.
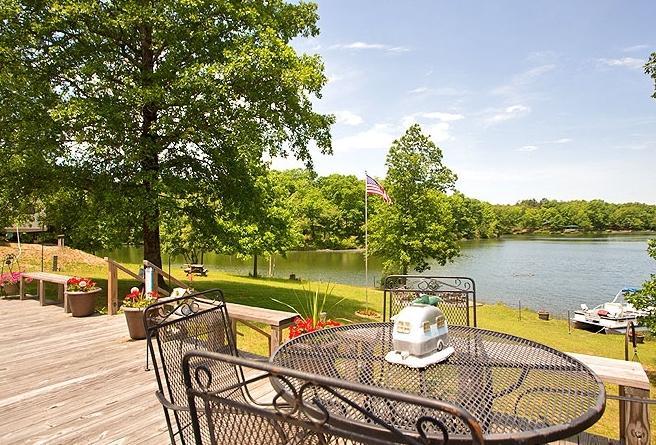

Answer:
[271,323,606,444]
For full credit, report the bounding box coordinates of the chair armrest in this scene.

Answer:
[155,390,189,412]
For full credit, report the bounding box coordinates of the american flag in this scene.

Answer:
[366,174,392,204]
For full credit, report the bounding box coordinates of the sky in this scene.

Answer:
[272,0,656,204]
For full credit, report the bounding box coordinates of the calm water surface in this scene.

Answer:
[100,234,655,316]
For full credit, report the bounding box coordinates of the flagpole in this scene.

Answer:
[364,172,368,305]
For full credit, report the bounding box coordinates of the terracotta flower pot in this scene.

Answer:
[67,288,101,317]
[123,307,149,340]
[2,283,19,296]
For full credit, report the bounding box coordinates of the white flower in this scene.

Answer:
[130,286,140,293]
[79,280,87,288]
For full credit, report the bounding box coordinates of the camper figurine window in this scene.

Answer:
[385,294,455,368]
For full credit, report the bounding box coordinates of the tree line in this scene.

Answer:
[230,172,656,250]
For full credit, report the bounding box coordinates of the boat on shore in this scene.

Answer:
[572,287,649,333]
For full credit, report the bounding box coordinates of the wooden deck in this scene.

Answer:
[1,298,273,444]
[0,298,629,445]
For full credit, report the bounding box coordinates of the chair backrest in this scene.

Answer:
[145,289,236,445]
[383,275,477,327]
[183,350,484,445]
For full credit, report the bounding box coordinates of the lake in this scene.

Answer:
[99,234,655,316]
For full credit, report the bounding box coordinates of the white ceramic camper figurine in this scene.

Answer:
[385,297,455,368]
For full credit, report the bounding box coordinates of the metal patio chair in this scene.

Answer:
[383,275,477,326]
[182,350,485,445]
[145,289,268,445]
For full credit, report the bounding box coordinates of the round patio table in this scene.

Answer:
[271,322,605,444]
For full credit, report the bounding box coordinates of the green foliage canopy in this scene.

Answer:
[646,51,656,100]
[369,124,460,275]
[0,0,333,265]
[627,240,656,334]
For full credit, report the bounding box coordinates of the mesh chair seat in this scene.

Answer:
[183,351,485,445]
[146,289,260,445]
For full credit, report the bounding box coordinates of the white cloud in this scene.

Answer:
[330,41,410,53]
[425,122,453,143]
[623,44,650,53]
[409,87,430,94]
[491,64,556,97]
[516,145,539,152]
[418,112,464,122]
[400,112,463,143]
[526,51,559,64]
[549,138,572,144]
[292,37,322,53]
[326,73,343,84]
[333,123,398,152]
[408,86,468,97]
[486,104,531,124]
[598,57,645,70]
[523,64,557,78]
[335,110,463,152]
[334,110,364,126]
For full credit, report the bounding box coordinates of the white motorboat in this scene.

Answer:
[572,287,649,332]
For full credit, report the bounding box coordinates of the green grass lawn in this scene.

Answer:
[16,259,655,440]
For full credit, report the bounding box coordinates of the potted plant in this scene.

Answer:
[272,282,345,340]
[121,287,159,340]
[0,271,29,296]
[66,277,101,317]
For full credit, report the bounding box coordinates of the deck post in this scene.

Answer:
[619,385,650,445]
[106,258,119,315]
[231,318,238,348]
[270,327,282,356]
[38,280,45,305]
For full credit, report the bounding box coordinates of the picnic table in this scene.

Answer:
[271,322,606,444]
[20,272,72,312]
[183,264,208,276]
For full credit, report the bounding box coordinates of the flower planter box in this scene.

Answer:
[123,307,151,340]
[67,288,101,317]
[2,283,19,296]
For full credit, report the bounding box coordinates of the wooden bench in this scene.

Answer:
[20,272,73,312]
[567,352,651,445]
[133,260,297,356]
[225,303,296,356]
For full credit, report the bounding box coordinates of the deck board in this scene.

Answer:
[0,299,275,444]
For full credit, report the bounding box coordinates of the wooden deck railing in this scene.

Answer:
[142,259,187,290]
[566,352,651,445]
[105,258,296,355]
[105,257,146,315]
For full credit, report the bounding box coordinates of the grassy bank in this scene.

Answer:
[7,249,654,440]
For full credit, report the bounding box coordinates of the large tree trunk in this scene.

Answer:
[252,254,258,278]
[143,210,162,268]
[139,21,162,270]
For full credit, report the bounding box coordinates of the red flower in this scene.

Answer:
[288,316,340,339]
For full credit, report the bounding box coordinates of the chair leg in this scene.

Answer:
[145,341,150,371]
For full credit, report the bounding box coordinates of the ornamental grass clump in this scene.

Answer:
[122,287,159,309]
[66,276,98,292]
[272,282,346,339]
